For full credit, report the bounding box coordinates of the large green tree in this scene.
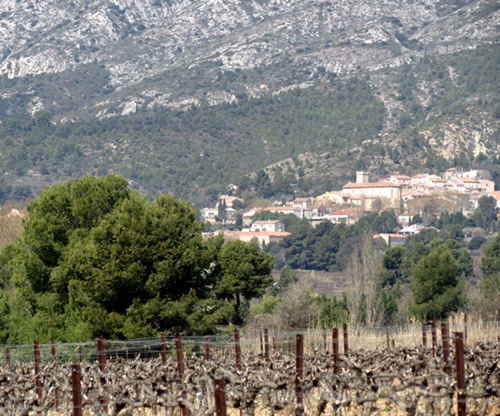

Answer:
[479,233,500,318]
[0,175,275,341]
[0,175,134,342]
[215,240,274,324]
[480,232,500,277]
[409,244,465,320]
[24,174,130,271]
[56,193,225,338]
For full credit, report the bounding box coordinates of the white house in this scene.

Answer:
[325,208,363,226]
[251,220,285,232]
[263,206,312,219]
[398,223,437,236]
[200,208,219,222]
[389,174,412,187]
[218,230,291,247]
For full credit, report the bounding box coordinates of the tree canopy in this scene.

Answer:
[0,175,274,342]
[409,244,465,320]
[215,240,274,324]
[480,232,500,277]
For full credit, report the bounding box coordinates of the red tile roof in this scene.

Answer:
[343,181,401,189]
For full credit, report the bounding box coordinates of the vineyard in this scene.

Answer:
[1,319,500,415]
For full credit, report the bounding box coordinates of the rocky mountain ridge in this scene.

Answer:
[0,0,499,202]
[1,0,497,117]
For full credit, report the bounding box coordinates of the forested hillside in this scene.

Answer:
[0,42,499,204]
[1,77,386,202]
[0,0,498,204]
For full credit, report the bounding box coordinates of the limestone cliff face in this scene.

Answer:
[0,0,499,185]
[1,0,497,107]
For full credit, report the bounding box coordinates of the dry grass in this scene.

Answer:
[242,313,500,356]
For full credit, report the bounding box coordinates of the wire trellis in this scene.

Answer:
[0,323,499,415]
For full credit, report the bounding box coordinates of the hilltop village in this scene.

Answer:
[202,168,499,247]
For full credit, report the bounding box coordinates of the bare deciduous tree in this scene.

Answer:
[345,234,385,327]
[278,277,321,329]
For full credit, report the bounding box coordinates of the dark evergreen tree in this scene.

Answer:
[481,232,500,277]
[215,240,274,325]
[473,196,498,234]
[409,244,465,320]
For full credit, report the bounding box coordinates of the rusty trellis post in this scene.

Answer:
[175,335,190,416]
[214,379,227,416]
[323,326,327,351]
[34,341,42,411]
[175,336,184,378]
[234,328,242,371]
[161,333,167,364]
[441,323,451,376]
[51,340,60,409]
[454,332,466,416]
[72,364,82,416]
[295,334,304,406]
[333,328,339,374]
[98,336,106,370]
[51,340,56,362]
[264,328,270,362]
[343,323,349,357]
[204,336,210,361]
[464,313,468,345]
[5,347,10,367]
[97,336,108,413]
[386,327,390,349]
[422,322,427,348]
[431,319,437,356]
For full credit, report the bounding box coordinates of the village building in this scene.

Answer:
[309,207,370,227]
[410,174,441,191]
[479,179,495,193]
[263,206,313,219]
[292,197,314,209]
[326,208,366,226]
[388,174,412,187]
[203,230,290,247]
[342,172,402,211]
[250,220,285,232]
[444,167,463,180]
[376,233,407,247]
[200,208,219,223]
[398,212,418,225]
[398,223,438,236]
[225,231,290,246]
[218,195,243,207]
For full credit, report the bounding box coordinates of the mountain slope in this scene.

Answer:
[0,0,499,203]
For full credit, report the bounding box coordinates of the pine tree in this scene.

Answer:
[409,244,465,320]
